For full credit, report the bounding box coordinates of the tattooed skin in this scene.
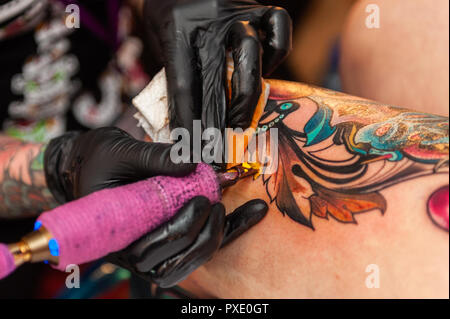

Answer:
[253,79,449,231]
[0,135,57,218]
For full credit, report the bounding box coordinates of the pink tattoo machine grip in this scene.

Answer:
[0,244,15,279]
[36,163,221,271]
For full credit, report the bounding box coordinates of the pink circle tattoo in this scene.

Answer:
[428,185,449,232]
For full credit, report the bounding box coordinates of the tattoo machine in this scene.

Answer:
[0,163,259,280]
[133,60,270,169]
[0,59,269,279]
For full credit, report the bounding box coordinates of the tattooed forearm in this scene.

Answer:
[254,80,449,231]
[0,135,57,218]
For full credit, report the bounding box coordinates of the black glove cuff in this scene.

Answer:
[44,131,82,204]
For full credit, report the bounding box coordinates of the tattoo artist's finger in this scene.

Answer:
[221,199,268,248]
[165,36,202,138]
[199,49,228,135]
[227,20,263,130]
[130,197,211,273]
[128,141,198,178]
[151,203,226,288]
[260,7,292,76]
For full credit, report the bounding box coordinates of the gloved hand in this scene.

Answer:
[144,0,292,135]
[44,127,269,288]
[44,127,196,203]
[109,196,268,288]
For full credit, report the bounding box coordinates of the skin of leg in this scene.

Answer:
[177,0,450,298]
[340,0,449,116]
[178,86,449,298]
[180,173,449,298]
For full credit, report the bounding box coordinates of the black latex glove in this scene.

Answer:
[109,196,268,288]
[144,0,292,135]
[44,127,196,203]
[45,127,269,288]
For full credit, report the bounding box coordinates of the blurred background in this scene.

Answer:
[0,0,359,298]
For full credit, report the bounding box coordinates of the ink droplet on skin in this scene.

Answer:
[427,185,449,231]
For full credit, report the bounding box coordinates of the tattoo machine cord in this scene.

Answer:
[0,162,259,280]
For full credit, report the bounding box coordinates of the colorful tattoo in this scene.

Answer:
[0,136,57,218]
[254,80,449,231]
